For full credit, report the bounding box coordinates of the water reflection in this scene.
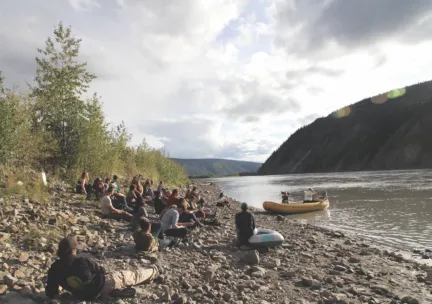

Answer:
[205,169,432,251]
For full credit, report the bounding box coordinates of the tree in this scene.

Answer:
[31,22,96,171]
[76,94,112,177]
[0,72,16,164]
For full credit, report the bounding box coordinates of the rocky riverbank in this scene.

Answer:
[0,181,431,304]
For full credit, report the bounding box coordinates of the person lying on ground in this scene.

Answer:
[160,205,188,238]
[235,202,256,246]
[46,237,159,301]
[101,186,133,221]
[76,171,92,197]
[133,218,159,253]
[178,199,204,227]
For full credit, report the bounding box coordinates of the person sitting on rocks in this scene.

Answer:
[127,184,139,206]
[160,205,188,239]
[108,175,133,212]
[157,181,165,193]
[101,185,133,221]
[103,177,111,191]
[153,190,166,215]
[46,237,158,301]
[131,176,144,196]
[76,171,92,197]
[92,177,105,200]
[185,186,200,209]
[178,199,204,227]
[133,218,159,253]
[166,189,179,208]
[131,198,149,230]
[235,203,256,246]
[143,179,154,197]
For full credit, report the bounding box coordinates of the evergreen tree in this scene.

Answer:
[31,22,96,171]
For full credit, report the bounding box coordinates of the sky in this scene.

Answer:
[1,0,432,163]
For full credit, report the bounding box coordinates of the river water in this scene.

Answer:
[205,169,432,251]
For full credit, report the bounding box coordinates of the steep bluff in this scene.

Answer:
[259,80,432,174]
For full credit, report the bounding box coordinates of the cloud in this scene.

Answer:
[273,0,432,58]
[1,0,432,162]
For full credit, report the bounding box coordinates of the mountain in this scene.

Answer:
[171,158,261,177]
[259,80,432,175]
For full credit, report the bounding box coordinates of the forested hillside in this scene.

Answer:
[171,158,261,177]
[0,22,187,187]
[259,81,432,174]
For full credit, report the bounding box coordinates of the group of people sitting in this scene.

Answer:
[77,171,207,250]
[45,172,256,301]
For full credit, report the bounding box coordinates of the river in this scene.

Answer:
[204,169,432,251]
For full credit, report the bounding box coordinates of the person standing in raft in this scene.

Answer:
[235,203,256,246]
[45,237,158,301]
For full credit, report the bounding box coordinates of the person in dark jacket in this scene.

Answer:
[45,237,158,301]
[235,202,256,246]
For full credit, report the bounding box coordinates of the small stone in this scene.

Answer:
[0,233,11,242]
[301,276,313,287]
[48,218,56,225]
[241,250,260,265]
[222,292,232,301]
[0,284,8,295]
[348,257,360,263]
[276,215,285,221]
[4,275,18,287]
[334,265,347,272]
[18,252,29,263]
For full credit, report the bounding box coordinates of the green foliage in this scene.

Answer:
[0,22,187,187]
[31,22,96,171]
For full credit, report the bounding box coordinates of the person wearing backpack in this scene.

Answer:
[45,237,158,301]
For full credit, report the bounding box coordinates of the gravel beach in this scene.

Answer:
[0,181,431,304]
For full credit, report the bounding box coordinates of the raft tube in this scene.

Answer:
[248,228,284,248]
[263,199,330,214]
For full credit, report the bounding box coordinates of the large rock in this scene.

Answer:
[0,291,37,304]
[241,250,260,265]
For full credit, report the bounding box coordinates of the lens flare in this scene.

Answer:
[387,87,406,99]
[332,107,351,119]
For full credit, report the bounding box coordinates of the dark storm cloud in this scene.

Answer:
[275,0,432,57]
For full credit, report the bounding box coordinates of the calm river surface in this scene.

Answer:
[205,169,432,251]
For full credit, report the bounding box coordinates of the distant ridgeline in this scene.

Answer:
[171,158,261,178]
[259,80,432,174]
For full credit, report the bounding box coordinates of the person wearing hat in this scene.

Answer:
[46,237,158,301]
[235,203,256,246]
